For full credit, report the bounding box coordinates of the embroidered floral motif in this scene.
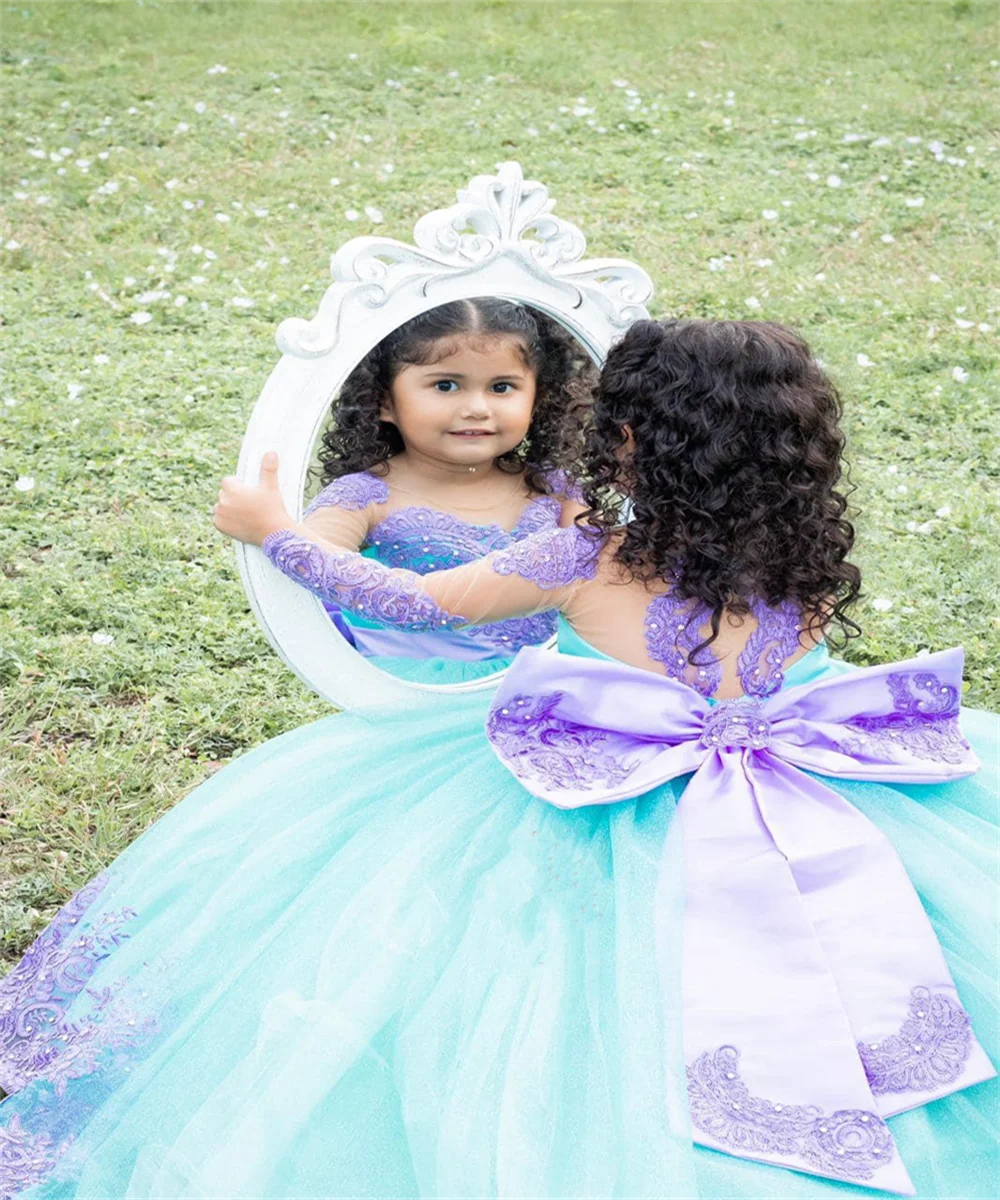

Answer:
[737,600,804,697]
[839,672,970,765]
[491,526,602,590]
[367,497,560,573]
[539,467,586,504]
[859,987,972,1095]
[687,1045,894,1182]
[0,1115,73,1200]
[263,532,464,633]
[487,693,635,791]
[304,472,389,515]
[0,877,153,1099]
[700,697,771,751]
[644,594,722,698]
[463,612,558,653]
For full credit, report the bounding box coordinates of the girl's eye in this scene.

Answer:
[492,382,515,394]
[432,380,459,393]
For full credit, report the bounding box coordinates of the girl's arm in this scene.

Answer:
[214,454,601,630]
[260,523,601,631]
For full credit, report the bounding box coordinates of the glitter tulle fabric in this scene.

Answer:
[1,633,997,1199]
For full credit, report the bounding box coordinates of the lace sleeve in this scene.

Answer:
[262,530,465,632]
[261,524,605,632]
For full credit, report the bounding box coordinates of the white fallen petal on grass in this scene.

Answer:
[344,209,360,222]
[954,318,974,329]
[761,209,778,220]
[872,598,893,612]
[951,366,969,383]
[67,383,84,400]
[745,296,761,310]
[14,475,36,492]
[856,353,874,367]
[231,296,255,309]
[364,205,384,223]
[130,311,153,325]
[93,353,110,365]
[904,196,925,208]
[91,632,115,646]
[826,174,842,188]
[935,505,952,518]
[880,234,896,244]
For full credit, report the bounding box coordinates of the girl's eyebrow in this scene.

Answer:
[421,370,528,381]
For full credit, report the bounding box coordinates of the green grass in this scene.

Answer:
[1,0,998,967]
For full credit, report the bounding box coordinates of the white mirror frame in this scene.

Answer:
[235,161,653,709]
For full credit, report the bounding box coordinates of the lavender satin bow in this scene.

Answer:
[486,647,995,1195]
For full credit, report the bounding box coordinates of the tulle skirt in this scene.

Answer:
[1,691,997,1199]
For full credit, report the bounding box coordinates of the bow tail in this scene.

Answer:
[752,755,995,1117]
[679,753,915,1195]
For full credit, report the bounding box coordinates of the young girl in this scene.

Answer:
[2,321,997,1200]
[300,296,594,682]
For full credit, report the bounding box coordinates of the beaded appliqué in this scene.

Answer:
[644,594,722,697]
[263,531,464,633]
[0,876,152,1097]
[700,697,771,751]
[304,472,389,516]
[0,1115,73,1200]
[487,693,636,791]
[491,526,602,590]
[737,600,804,697]
[687,1045,893,1182]
[367,497,560,572]
[858,987,972,1095]
[839,672,970,765]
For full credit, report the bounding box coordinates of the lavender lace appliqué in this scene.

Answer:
[644,594,722,698]
[839,672,970,765]
[263,532,463,633]
[304,472,389,516]
[687,1045,893,1182]
[487,693,635,792]
[491,525,602,590]
[0,1115,73,1200]
[859,987,972,1095]
[0,875,153,1098]
[737,600,804,697]
[700,697,771,751]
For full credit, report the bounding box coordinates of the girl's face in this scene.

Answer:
[381,336,536,468]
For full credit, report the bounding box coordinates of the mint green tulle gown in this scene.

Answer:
[1,622,997,1200]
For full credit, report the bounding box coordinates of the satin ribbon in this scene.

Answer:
[485,647,995,1195]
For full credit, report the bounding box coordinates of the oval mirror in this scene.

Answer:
[234,161,653,709]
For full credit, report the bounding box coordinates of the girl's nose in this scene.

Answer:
[460,390,491,418]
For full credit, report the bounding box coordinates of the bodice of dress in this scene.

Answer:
[305,471,561,656]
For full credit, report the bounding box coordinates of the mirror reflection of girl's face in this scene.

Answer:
[381,336,536,468]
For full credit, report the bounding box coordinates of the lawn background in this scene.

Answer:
[2,0,998,968]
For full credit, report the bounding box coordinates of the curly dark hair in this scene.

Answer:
[582,318,862,648]
[316,298,596,496]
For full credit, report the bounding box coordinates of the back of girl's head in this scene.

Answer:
[586,318,861,641]
[317,297,595,493]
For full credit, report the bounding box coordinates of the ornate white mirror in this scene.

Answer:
[234,162,653,709]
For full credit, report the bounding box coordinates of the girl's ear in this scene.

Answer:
[621,423,637,456]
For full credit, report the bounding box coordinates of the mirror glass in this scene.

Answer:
[300,298,599,685]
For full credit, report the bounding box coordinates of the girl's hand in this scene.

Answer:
[213,452,293,546]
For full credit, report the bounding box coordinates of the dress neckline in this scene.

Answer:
[362,472,559,539]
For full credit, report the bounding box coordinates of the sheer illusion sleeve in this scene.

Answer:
[300,473,388,551]
[261,524,603,631]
